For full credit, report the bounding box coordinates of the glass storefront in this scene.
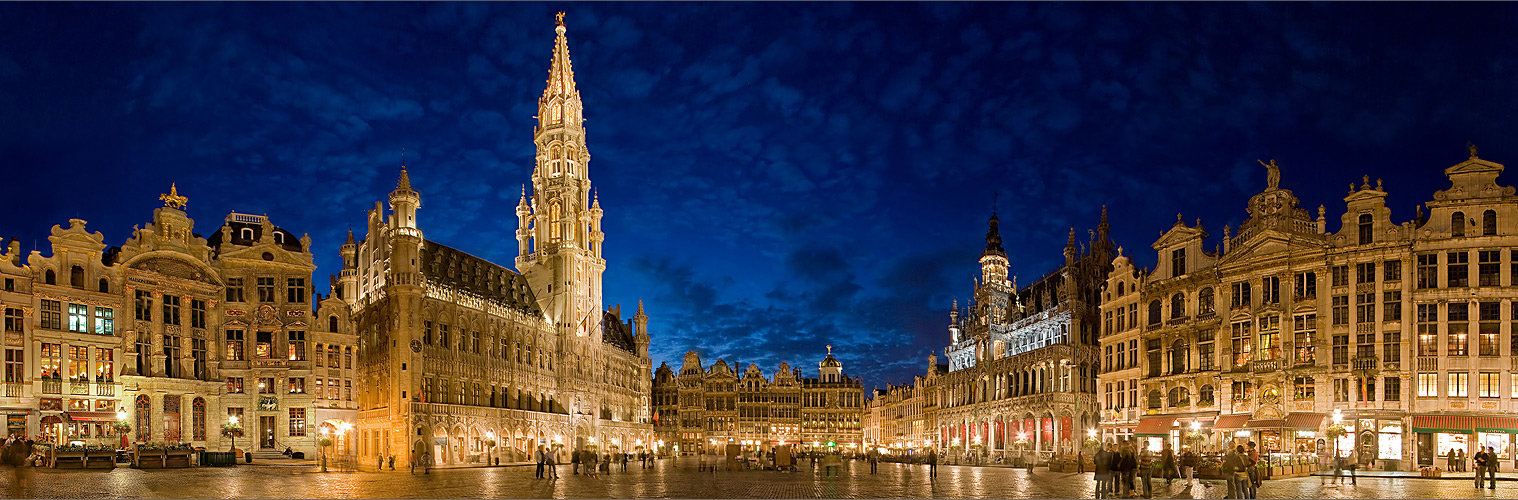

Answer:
[1479,432,1510,459]
[1378,422,1402,460]
[1437,432,1469,456]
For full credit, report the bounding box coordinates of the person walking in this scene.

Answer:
[409,451,417,475]
[928,448,938,479]
[868,449,878,474]
[546,447,559,479]
[572,449,581,474]
[1121,443,1139,498]
[1161,442,1178,486]
[1093,443,1112,499]
[1244,441,1260,498]
[1138,442,1155,498]
[1222,445,1248,499]
[621,451,629,472]
[534,445,545,479]
[1474,447,1489,489]
[1078,449,1086,474]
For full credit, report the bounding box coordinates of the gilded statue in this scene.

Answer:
[159,183,189,209]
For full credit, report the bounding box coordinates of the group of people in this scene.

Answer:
[2,435,43,467]
[1219,442,1263,499]
[1471,446,1500,490]
[1091,441,1192,499]
[531,446,658,479]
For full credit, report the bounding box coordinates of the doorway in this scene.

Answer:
[1416,433,1433,466]
[260,416,277,449]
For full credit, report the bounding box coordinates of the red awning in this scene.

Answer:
[1475,417,1518,434]
[1411,415,1474,434]
[64,411,119,422]
[1134,417,1177,437]
[1244,419,1284,429]
[1283,413,1327,430]
[1213,414,1252,430]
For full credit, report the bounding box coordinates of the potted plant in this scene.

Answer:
[484,438,497,466]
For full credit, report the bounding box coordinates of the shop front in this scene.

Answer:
[1412,415,1473,469]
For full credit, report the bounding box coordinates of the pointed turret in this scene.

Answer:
[1064,227,1077,264]
[389,167,421,233]
[983,212,1006,258]
[633,299,650,357]
[978,209,1009,288]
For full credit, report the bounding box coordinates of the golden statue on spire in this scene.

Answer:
[556,11,566,27]
[160,183,188,209]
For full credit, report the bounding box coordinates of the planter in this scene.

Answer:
[84,453,117,469]
[50,450,87,469]
[134,453,167,469]
[165,450,193,468]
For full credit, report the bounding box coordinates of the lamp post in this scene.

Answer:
[1328,409,1345,464]
[115,410,129,450]
[319,428,332,473]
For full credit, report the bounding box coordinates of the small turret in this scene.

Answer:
[633,299,650,358]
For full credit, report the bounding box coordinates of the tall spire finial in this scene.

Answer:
[160,183,188,209]
[826,345,833,356]
[556,11,566,27]
[982,203,1006,258]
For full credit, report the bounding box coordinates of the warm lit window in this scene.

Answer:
[1293,313,1316,365]
[288,331,306,361]
[94,307,113,335]
[1479,372,1499,398]
[1231,321,1252,367]
[1448,372,1468,397]
[289,407,306,437]
[227,377,244,393]
[289,377,305,394]
[1448,302,1469,356]
[225,330,245,361]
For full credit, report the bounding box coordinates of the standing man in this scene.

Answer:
[535,445,545,479]
[1179,446,1198,486]
[1223,445,1248,499]
[1162,442,1178,486]
[546,446,559,479]
[1245,441,1260,498]
[1078,448,1086,474]
[1457,448,1467,472]
[572,448,581,474]
[1474,446,1488,489]
[928,447,939,479]
[868,448,879,474]
[1486,446,1499,489]
[1138,442,1155,498]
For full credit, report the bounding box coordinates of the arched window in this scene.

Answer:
[1117,282,1125,297]
[192,397,206,441]
[549,204,562,241]
[328,315,339,333]
[1483,210,1497,236]
[1147,300,1162,325]
[240,227,254,241]
[1170,292,1186,319]
[1358,213,1373,245]
[1198,288,1215,315]
[1168,387,1191,407]
[44,269,56,285]
[70,265,85,289]
[98,278,110,293]
[1198,385,1215,406]
[135,395,151,442]
[1452,211,1466,237]
[1170,339,1188,375]
[1147,389,1162,409]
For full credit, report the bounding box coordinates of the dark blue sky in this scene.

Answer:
[4,2,1518,388]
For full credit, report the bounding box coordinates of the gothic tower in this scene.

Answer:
[517,16,607,340]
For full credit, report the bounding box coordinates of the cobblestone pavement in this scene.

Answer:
[3,459,1517,498]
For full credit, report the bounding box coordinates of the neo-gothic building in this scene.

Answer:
[933,210,1107,462]
[653,349,864,456]
[1099,151,1518,471]
[346,17,652,468]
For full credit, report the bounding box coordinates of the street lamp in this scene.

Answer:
[319,428,333,473]
[487,431,497,466]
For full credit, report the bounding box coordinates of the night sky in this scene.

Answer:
[4,2,1518,389]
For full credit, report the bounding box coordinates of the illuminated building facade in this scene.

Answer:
[1099,151,1518,471]
[345,17,652,469]
[864,356,943,454]
[933,210,1107,462]
[657,349,864,455]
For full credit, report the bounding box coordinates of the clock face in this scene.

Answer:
[410,339,423,353]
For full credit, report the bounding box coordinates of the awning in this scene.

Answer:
[1283,412,1327,430]
[1411,415,1474,434]
[65,411,120,422]
[1475,417,1518,434]
[1244,419,1284,429]
[1134,417,1177,437]
[1213,414,1252,430]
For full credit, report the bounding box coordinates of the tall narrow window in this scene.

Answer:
[1331,265,1350,287]
[192,398,206,441]
[255,331,272,359]
[5,348,25,385]
[1383,331,1401,363]
[1294,313,1317,365]
[1478,251,1500,286]
[1383,291,1402,322]
[191,338,206,380]
[40,300,62,330]
[550,204,562,241]
[328,315,338,333]
[1170,293,1185,319]
[1385,377,1401,401]
[69,265,85,289]
[1332,333,1349,365]
[256,277,276,302]
[225,330,245,361]
[135,395,151,442]
[1383,260,1401,282]
[94,348,112,384]
[288,331,306,361]
[1331,295,1349,325]
[1294,272,1316,300]
[1171,248,1186,278]
[161,295,181,325]
[1258,314,1280,360]
[1448,251,1470,287]
[1479,302,1500,356]
[1231,321,1252,367]
[1262,276,1280,305]
[163,332,180,378]
[225,278,245,302]
[1448,372,1468,397]
[1198,288,1214,315]
[94,307,113,335]
[1416,254,1438,289]
[68,346,88,391]
[1417,372,1437,397]
[286,278,306,303]
[190,299,206,329]
[1358,213,1373,245]
[1231,282,1252,308]
[98,278,109,293]
[289,408,306,437]
[1482,210,1496,236]
[3,308,21,334]
[135,336,151,376]
[134,291,152,321]
[1356,262,1376,284]
[1452,211,1466,237]
[44,269,55,285]
[1417,304,1438,356]
[1449,302,1469,356]
[1356,292,1376,324]
[68,303,89,333]
[163,395,181,442]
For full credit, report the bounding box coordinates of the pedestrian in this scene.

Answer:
[1179,446,1197,485]
[1078,448,1086,474]
[1346,449,1357,485]
[928,448,938,478]
[1474,446,1489,489]
[572,449,581,474]
[410,451,417,475]
[388,455,395,470]
[1457,448,1467,472]
[1223,445,1248,499]
[535,445,545,478]
[1447,448,1457,473]
[1093,442,1112,499]
[868,449,878,474]
[1245,441,1260,498]
[1138,442,1154,498]
[546,447,559,479]
[621,451,629,472]
[1161,442,1178,486]
[1120,442,1138,498]
[1487,446,1499,489]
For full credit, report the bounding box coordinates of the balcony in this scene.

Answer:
[1352,356,1379,373]
[1251,359,1281,373]
[2,382,22,398]
[41,378,61,394]
[96,383,115,397]
[70,380,89,395]
[1417,356,1438,371]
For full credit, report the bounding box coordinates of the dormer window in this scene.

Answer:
[273,232,284,244]
[240,228,254,241]
[1358,213,1373,245]
[1452,211,1466,237]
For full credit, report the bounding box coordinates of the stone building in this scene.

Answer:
[864,356,943,455]
[657,349,864,456]
[346,17,652,469]
[933,210,1107,463]
[1098,150,1518,471]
